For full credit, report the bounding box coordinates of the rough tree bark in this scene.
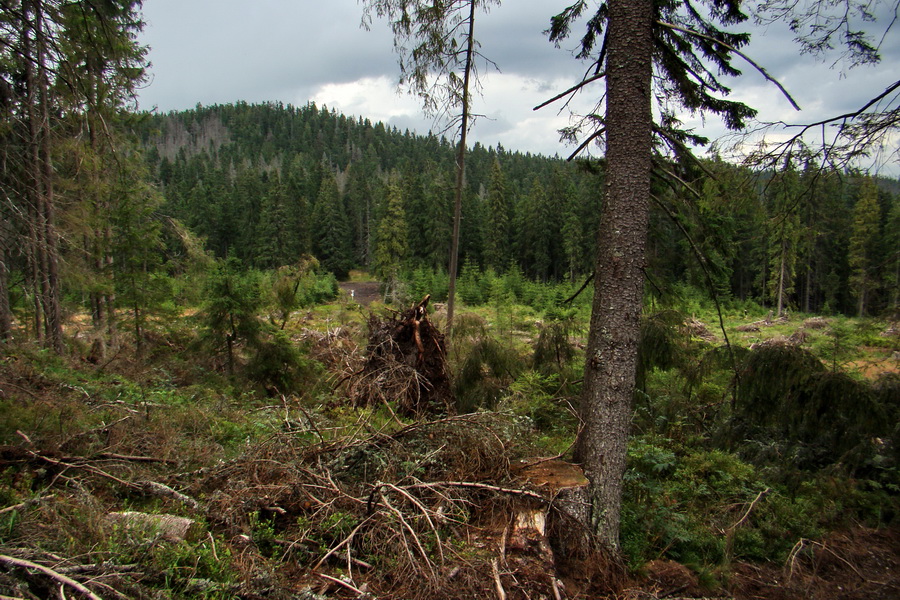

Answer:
[573,0,654,550]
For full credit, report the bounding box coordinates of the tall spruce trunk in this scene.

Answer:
[37,1,63,353]
[23,1,47,345]
[40,66,63,353]
[574,0,653,550]
[23,0,63,353]
[89,57,117,344]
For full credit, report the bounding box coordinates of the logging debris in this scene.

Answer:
[348,294,454,416]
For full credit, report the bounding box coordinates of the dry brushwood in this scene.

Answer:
[803,316,830,330]
[170,411,601,600]
[0,554,103,600]
[349,295,453,416]
[686,317,716,342]
[301,324,361,370]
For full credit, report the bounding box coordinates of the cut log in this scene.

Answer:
[105,511,203,543]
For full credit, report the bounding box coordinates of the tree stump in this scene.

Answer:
[513,459,592,559]
[352,294,453,416]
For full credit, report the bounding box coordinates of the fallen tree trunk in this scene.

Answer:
[105,511,204,542]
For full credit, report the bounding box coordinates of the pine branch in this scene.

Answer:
[657,20,801,111]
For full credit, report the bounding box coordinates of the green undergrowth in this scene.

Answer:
[619,434,895,574]
[0,285,897,598]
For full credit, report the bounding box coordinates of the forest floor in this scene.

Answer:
[628,526,900,599]
[0,301,897,599]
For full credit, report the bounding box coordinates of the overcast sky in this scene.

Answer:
[136,0,900,173]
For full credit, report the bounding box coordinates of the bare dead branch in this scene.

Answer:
[317,573,368,596]
[533,71,606,111]
[567,126,607,161]
[138,481,200,511]
[491,557,507,600]
[0,494,54,515]
[0,554,103,600]
[729,487,771,532]
[406,481,548,502]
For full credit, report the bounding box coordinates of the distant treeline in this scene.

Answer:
[139,102,899,317]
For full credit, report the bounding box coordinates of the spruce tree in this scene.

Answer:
[766,164,802,317]
[545,0,768,549]
[0,0,148,353]
[484,159,511,271]
[112,157,170,357]
[423,166,454,269]
[848,177,882,316]
[311,170,354,279]
[520,177,552,281]
[373,181,410,297]
[255,181,297,269]
[200,257,262,378]
[884,195,900,311]
[362,0,502,336]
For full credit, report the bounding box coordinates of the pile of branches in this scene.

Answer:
[0,410,616,600]
[348,295,453,416]
[190,415,532,598]
[173,413,596,599]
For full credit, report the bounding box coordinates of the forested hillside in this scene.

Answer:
[137,101,598,281]
[138,102,899,317]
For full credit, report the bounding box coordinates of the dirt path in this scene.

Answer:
[338,281,381,306]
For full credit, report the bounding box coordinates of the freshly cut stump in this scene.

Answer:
[513,459,591,558]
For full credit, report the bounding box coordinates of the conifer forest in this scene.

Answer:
[1,1,899,599]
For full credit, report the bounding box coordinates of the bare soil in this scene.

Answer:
[725,527,900,600]
[847,346,900,378]
[339,281,382,306]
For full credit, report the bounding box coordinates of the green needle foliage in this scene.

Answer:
[849,177,883,316]
[729,343,891,474]
[374,181,410,296]
[199,257,263,378]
